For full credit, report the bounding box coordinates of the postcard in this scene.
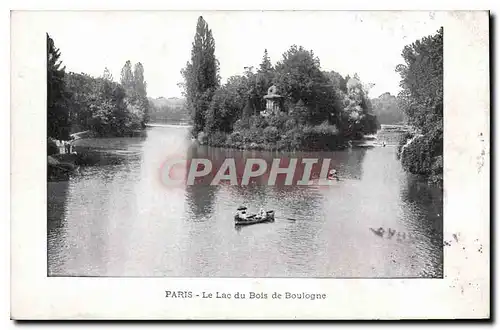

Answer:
[11,10,489,320]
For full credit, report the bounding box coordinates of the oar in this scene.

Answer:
[275,217,297,221]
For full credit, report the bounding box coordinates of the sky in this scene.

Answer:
[46,11,443,99]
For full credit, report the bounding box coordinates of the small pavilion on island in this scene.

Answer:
[261,85,283,117]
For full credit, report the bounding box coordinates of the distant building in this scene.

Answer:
[261,85,283,117]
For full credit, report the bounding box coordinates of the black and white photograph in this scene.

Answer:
[10,9,489,320]
[46,11,444,278]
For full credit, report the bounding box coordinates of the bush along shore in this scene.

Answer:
[397,128,443,187]
[197,113,351,152]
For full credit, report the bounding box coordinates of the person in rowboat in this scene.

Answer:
[328,169,339,180]
[237,206,248,220]
[259,208,266,219]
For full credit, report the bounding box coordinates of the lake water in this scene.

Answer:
[48,126,443,278]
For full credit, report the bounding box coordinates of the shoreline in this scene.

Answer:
[194,139,352,153]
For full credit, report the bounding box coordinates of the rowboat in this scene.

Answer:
[234,209,275,226]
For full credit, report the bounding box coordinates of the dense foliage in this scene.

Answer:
[47,34,70,140]
[371,92,405,125]
[47,34,149,140]
[64,70,147,136]
[180,18,378,151]
[180,16,220,136]
[396,27,443,183]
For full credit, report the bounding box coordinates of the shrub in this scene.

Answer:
[226,131,244,149]
[298,122,342,150]
[197,131,208,145]
[266,113,289,130]
[312,121,339,135]
[292,100,309,124]
[397,131,414,159]
[250,115,268,129]
[242,127,264,144]
[263,126,280,143]
[228,131,243,143]
[233,119,249,132]
[400,135,433,175]
[207,131,227,147]
[47,138,59,155]
[276,133,294,151]
[284,118,297,131]
[284,127,302,150]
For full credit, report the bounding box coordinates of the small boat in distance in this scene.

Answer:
[234,206,275,226]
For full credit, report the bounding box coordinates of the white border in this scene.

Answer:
[10,10,490,320]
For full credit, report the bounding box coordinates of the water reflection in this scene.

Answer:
[184,144,220,220]
[47,181,69,275]
[400,176,443,277]
[47,126,443,278]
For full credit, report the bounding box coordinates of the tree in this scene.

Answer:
[102,67,113,81]
[396,27,443,179]
[240,66,266,112]
[65,72,98,131]
[47,33,70,140]
[181,16,220,136]
[120,60,134,93]
[133,62,147,98]
[205,75,247,133]
[274,45,339,124]
[292,99,309,124]
[371,92,405,125]
[242,99,255,118]
[132,62,149,125]
[396,27,443,131]
[253,49,276,110]
[118,61,149,127]
[339,75,378,138]
[46,37,150,138]
[90,80,134,136]
[65,69,147,137]
[324,71,347,93]
[258,49,273,73]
